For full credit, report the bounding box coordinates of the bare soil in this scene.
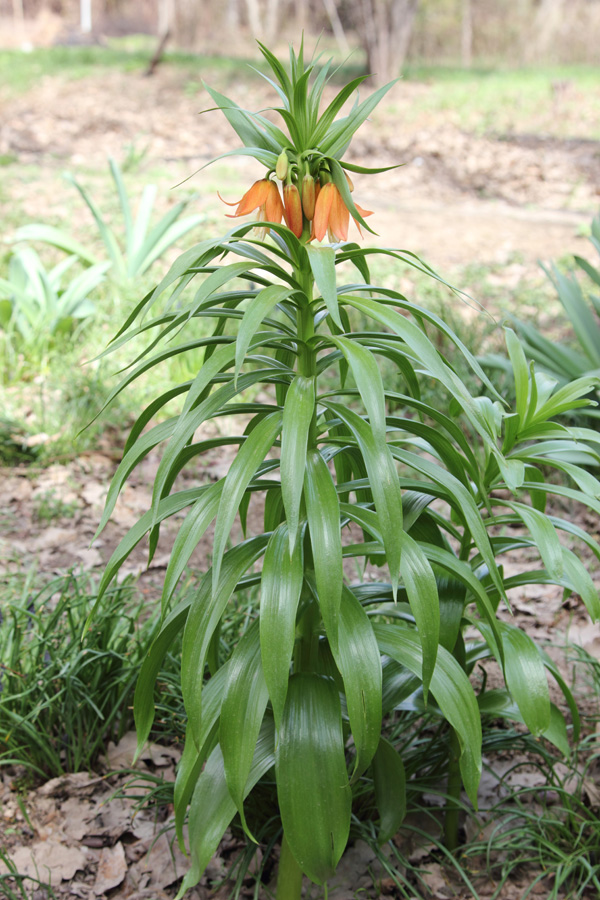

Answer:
[1,59,600,900]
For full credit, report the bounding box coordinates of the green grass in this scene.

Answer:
[390,64,600,139]
[0,43,270,100]
[0,569,152,776]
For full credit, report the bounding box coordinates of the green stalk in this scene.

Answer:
[444,726,462,851]
[279,263,318,900]
[277,832,303,900]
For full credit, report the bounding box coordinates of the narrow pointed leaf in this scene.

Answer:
[496,622,551,735]
[212,411,282,592]
[220,621,269,837]
[372,738,406,843]
[332,587,382,777]
[304,449,343,638]
[173,663,231,844]
[306,244,342,328]
[397,531,439,699]
[324,402,402,593]
[235,285,291,381]
[505,501,563,580]
[182,536,269,744]
[260,523,304,727]
[133,596,191,755]
[280,375,315,550]
[276,673,351,885]
[161,481,224,611]
[178,717,275,899]
[328,335,387,443]
[374,623,481,805]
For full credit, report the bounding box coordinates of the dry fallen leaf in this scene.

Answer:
[38,772,105,798]
[94,841,127,894]
[0,840,88,882]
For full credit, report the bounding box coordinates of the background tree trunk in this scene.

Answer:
[461,0,472,67]
[354,0,420,85]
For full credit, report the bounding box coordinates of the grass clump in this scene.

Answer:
[0,570,155,778]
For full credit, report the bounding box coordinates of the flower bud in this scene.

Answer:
[276,150,289,181]
[301,174,316,221]
[283,184,303,238]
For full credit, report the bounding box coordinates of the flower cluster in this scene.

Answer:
[220,162,372,244]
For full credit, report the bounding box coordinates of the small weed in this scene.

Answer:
[0,848,58,900]
[32,489,78,523]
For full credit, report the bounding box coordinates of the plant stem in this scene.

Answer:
[277,831,303,900]
[444,726,462,852]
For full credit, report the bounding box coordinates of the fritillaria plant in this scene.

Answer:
[92,41,600,899]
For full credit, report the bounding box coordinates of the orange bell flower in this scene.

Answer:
[312,183,373,243]
[219,179,284,228]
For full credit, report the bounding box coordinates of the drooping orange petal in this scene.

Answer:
[264,180,284,225]
[312,182,335,242]
[328,186,349,242]
[232,179,272,217]
[351,200,374,237]
[217,191,241,208]
[353,201,373,218]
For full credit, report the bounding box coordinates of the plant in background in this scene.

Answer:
[0,246,107,381]
[92,42,600,899]
[0,571,154,777]
[483,214,600,427]
[15,158,205,291]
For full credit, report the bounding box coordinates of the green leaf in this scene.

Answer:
[178,716,275,899]
[260,523,304,728]
[552,266,600,365]
[332,587,382,777]
[161,481,224,612]
[91,486,208,623]
[204,83,280,152]
[504,501,563,580]
[372,737,406,843]
[304,449,343,638]
[64,171,126,277]
[322,79,398,159]
[505,327,530,424]
[133,597,190,755]
[220,620,269,837]
[390,446,505,602]
[324,402,402,594]
[497,622,551,735]
[397,531,439,699]
[173,663,230,845]
[327,335,387,443]
[14,223,100,267]
[306,244,342,329]
[182,536,269,744]
[342,294,500,451]
[374,623,481,805]
[310,74,370,146]
[561,546,600,619]
[275,673,351,885]
[151,370,276,526]
[212,411,282,593]
[235,285,291,382]
[479,691,568,756]
[280,374,315,551]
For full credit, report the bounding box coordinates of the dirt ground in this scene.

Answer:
[1,56,600,900]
